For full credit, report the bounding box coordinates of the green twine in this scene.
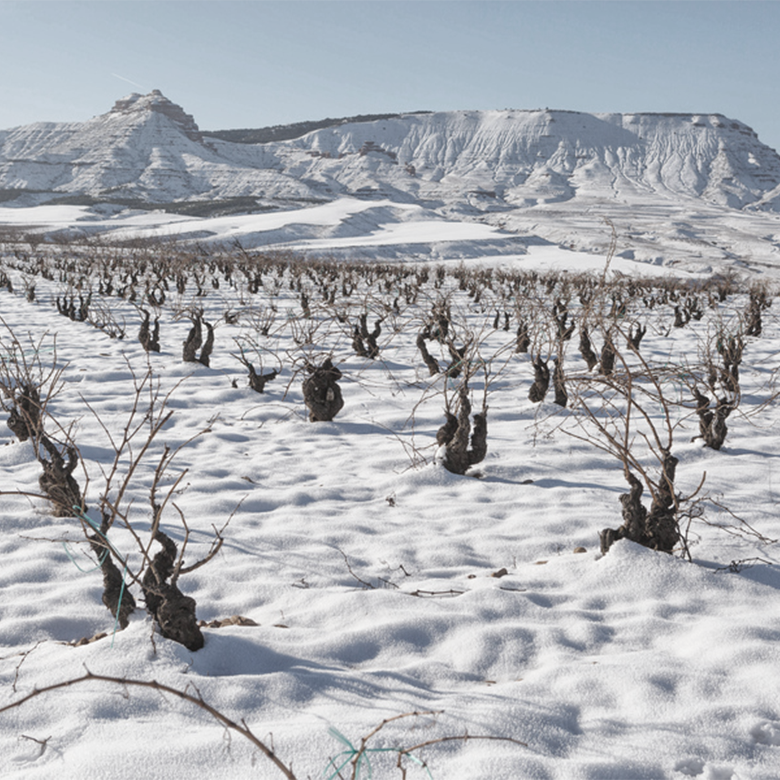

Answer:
[64,506,130,648]
[658,362,692,398]
[323,727,433,780]
[61,539,108,573]
[62,508,109,572]
[1,343,57,362]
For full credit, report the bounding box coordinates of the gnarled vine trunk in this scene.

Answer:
[600,452,680,555]
[142,530,204,651]
[302,359,344,422]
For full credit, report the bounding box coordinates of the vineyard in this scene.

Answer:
[1,234,780,779]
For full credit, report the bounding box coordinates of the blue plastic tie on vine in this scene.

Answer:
[65,505,130,647]
[323,727,433,780]
[2,343,57,362]
[62,508,109,572]
[61,540,108,573]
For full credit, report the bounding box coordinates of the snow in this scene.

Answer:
[1,234,780,780]
[105,198,425,241]
[4,197,780,277]
[0,205,194,229]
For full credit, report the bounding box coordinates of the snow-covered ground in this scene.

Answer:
[0,199,529,264]
[1,225,779,780]
[3,196,780,277]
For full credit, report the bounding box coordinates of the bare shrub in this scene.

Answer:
[0,325,62,443]
[233,338,280,393]
[567,326,704,556]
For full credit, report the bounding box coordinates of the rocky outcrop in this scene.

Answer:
[109,90,203,142]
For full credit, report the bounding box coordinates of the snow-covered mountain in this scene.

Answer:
[3,90,780,210]
[3,91,780,273]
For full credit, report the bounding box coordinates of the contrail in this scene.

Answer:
[111,73,146,90]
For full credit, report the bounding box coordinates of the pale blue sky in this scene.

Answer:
[2,1,778,151]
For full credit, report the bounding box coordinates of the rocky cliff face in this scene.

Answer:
[0,91,220,202]
[276,109,780,213]
[108,90,203,142]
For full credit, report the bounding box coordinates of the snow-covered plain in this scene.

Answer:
[1,213,780,780]
[5,195,780,278]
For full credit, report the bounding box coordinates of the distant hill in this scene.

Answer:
[2,91,780,213]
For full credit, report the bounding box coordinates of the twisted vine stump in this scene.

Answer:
[143,530,204,651]
[600,452,680,555]
[437,381,488,476]
[302,359,344,422]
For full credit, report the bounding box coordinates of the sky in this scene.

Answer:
[1,0,779,152]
